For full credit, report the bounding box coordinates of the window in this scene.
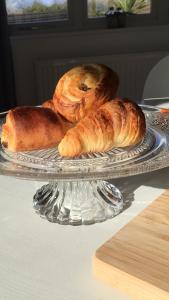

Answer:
[88,0,151,18]
[6,0,68,24]
[4,0,169,32]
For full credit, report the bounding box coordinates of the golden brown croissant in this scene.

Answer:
[42,99,56,112]
[52,64,119,123]
[58,98,146,157]
[1,106,72,152]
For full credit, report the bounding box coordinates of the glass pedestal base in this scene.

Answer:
[33,180,123,225]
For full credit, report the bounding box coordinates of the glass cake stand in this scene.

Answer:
[0,105,169,225]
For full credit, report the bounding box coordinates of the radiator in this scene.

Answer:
[35,52,167,104]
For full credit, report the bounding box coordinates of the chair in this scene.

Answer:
[143,54,169,103]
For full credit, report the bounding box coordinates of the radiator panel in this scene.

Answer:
[35,52,167,104]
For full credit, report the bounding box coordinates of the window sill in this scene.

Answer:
[10,22,169,41]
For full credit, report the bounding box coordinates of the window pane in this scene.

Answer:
[6,0,68,24]
[88,0,151,17]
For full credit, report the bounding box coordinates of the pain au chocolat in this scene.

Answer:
[1,106,72,152]
[45,64,119,123]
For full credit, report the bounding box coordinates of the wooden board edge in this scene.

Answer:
[93,189,169,256]
[92,255,169,300]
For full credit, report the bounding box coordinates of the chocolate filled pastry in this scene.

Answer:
[58,98,146,157]
[1,106,72,152]
[52,64,119,123]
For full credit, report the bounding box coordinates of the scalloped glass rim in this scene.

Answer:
[0,129,157,169]
[0,106,169,181]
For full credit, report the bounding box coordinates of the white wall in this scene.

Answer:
[10,25,169,106]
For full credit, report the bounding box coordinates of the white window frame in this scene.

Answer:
[7,0,169,34]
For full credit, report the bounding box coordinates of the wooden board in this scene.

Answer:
[93,190,169,300]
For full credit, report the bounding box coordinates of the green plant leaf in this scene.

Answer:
[127,0,137,11]
[113,0,149,13]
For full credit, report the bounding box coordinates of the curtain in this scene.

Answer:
[0,0,16,112]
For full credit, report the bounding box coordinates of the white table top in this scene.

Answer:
[0,168,169,300]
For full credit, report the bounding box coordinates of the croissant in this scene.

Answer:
[52,64,119,123]
[42,99,56,112]
[1,106,72,152]
[58,98,146,157]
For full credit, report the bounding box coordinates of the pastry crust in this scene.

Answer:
[52,64,119,123]
[1,106,71,152]
[58,98,146,157]
[42,99,56,112]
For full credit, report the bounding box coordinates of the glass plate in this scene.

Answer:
[0,106,169,225]
[0,109,168,181]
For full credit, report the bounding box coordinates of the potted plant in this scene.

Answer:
[105,0,149,28]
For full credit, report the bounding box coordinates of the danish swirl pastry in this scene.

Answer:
[58,98,146,157]
[52,64,119,123]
